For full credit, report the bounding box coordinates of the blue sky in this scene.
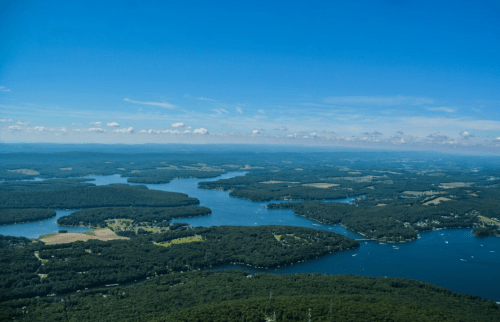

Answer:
[1,0,499,153]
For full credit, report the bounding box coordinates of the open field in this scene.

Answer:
[40,228,128,244]
[261,180,300,184]
[423,197,452,206]
[403,190,443,196]
[106,218,134,231]
[7,169,40,175]
[106,218,170,233]
[478,215,500,227]
[302,183,339,189]
[155,235,203,247]
[439,182,473,189]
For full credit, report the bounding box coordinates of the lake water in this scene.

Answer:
[1,172,499,302]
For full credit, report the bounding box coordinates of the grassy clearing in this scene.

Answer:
[478,215,500,227]
[106,218,134,231]
[106,218,169,234]
[439,182,472,189]
[302,183,339,189]
[403,190,443,196]
[293,236,308,243]
[39,228,128,245]
[7,169,40,175]
[274,234,282,241]
[39,232,59,239]
[156,235,203,248]
[423,197,452,206]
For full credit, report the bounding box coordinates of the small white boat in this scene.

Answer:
[460,259,467,261]
[445,241,449,244]
[352,254,357,257]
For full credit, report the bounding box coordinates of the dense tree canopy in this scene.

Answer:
[1,271,498,322]
[0,184,199,209]
[56,206,212,227]
[0,209,56,225]
[0,226,358,301]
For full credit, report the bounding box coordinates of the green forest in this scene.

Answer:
[56,206,212,228]
[0,184,199,209]
[0,209,56,225]
[1,271,498,321]
[1,150,500,321]
[0,225,357,301]
[268,200,482,241]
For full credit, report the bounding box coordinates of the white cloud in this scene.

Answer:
[198,97,215,101]
[0,85,11,92]
[88,128,106,133]
[107,122,120,127]
[33,126,47,132]
[236,107,243,114]
[16,121,29,125]
[113,127,134,134]
[90,121,102,126]
[252,129,261,135]
[427,107,455,113]
[124,98,175,109]
[171,122,185,128]
[324,95,434,106]
[257,109,265,114]
[275,126,288,131]
[193,128,209,135]
[138,129,180,135]
[8,125,23,132]
[459,131,475,139]
[0,118,13,123]
[213,109,228,114]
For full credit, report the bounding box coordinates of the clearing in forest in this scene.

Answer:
[439,182,472,189]
[155,235,203,247]
[39,228,128,244]
[403,190,443,196]
[478,215,500,227]
[423,197,452,206]
[302,183,339,189]
[7,169,40,175]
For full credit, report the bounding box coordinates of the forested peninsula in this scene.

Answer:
[268,201,481,242]
[0,184,199,209]
[0,209,56,225]
[56,206,212,228]
[1,271,498,322]
[0,226,358,301]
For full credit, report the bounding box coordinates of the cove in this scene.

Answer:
[135,172,500,302]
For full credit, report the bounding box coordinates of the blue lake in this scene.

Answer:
[1,172,499,302]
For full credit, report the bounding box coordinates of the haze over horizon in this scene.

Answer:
[1,1,499,154]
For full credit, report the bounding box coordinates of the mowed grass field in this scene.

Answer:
[155,235,203,247]
[39,228,129,245]
[478,215,500,227]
